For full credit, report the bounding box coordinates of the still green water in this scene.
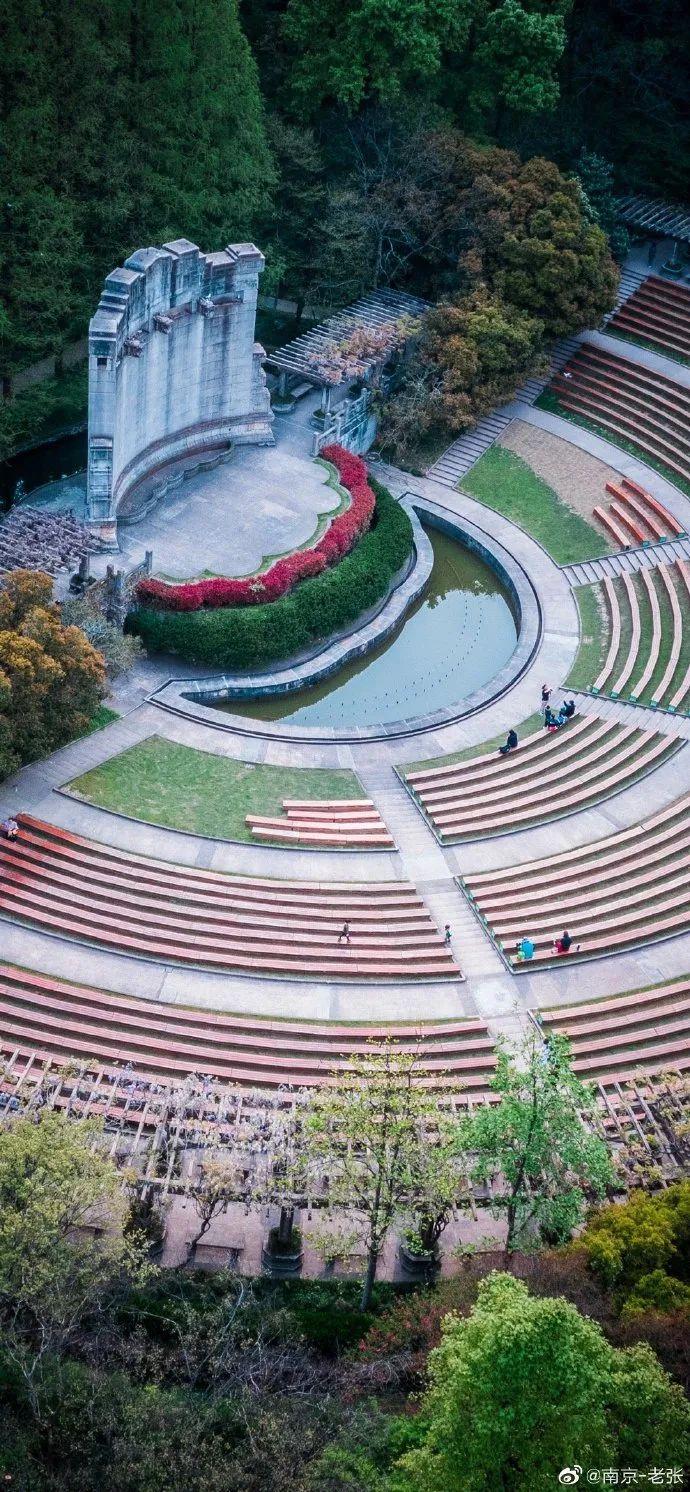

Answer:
[211,528,518,729]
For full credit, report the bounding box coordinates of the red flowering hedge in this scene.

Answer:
[135,445,375,613]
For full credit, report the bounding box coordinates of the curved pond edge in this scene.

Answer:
[147,493,542,743]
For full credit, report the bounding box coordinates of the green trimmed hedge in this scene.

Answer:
[129,480,414,669]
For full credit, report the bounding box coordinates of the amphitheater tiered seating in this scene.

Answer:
[246,798,395,848]
[0,815,460,981]
[403,714,679,841]
[551,342,690,487]
[461,789,690,967]
[608,275,690,360]
[604,478,682,542]
[0,965,492,1090]
[588,561,690,709]
[536,978,690,1086]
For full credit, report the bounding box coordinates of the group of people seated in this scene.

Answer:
[544,698,575,731]
[498,692,575,756]
[515,930,579,962]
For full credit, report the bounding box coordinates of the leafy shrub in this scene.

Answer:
[582,1184,690,1294]
[129,478,413,670]
[620,1269,690,1320]
[135,446,375,612]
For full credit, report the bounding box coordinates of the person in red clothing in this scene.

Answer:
[553,930,573,954]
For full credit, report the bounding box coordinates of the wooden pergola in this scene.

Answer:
[3,1051,688,1196]
[265,287,429,406]
[616,194,690,245]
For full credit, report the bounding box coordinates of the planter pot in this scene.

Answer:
[261,1241,303,1277]
[399,1242,440,1280]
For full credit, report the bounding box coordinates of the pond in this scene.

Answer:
[211,527,518,729]
[0,432,87,509]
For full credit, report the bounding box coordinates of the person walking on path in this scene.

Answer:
[337,922,351,945]
[499,728,518,756]
[444,924,452,947]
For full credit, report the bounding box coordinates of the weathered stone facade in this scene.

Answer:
[86,240,273,547]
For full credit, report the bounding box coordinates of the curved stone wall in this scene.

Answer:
[86,239,273,547]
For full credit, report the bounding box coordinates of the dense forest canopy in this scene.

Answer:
[1,0,688,399]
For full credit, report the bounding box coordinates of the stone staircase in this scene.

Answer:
[425,268,652,491]
[426,337,580,487]
[564,535,690,588]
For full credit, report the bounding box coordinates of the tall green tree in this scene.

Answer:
[304,1046,467,1311]
[447,149,619,335]
[283,0,476,116]
[0,0,83,384]
[0,1111,147,1411]
[456,1031,613,1256]
[470,0,570,121]
[399,1273,690,1492]
[0,0,274,395]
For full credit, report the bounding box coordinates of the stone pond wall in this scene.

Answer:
[86,240,273,547]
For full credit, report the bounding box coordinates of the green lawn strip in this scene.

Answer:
[635,570,677,706]
[66,736,365,845]
[536,389,690,503]
[662,583,690,712]
[566,584,610,690]
[627,571,654,699]
[460,444,612,563]
[603,574,633,694]
[606,326,690,370]
[401,710,545,778]
[440,734,680,843]
[83,705,119,735]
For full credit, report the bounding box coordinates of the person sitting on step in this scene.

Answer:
[553,930,580,955]
[499,728,519,756]
[515,935,535,962]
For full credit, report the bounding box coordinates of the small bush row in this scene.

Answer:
[129,479,413,670]
[135,445,375,612]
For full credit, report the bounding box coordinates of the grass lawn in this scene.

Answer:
[83,705,119,735]
[460,445,611,563]
[535,389,690,504]
[401,711,545,777]
[566,584,610,690]
[67,735,365,843]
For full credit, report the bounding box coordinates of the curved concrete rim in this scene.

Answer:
[146,498,542,744]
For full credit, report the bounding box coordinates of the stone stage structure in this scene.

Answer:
[86,240,273,547]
